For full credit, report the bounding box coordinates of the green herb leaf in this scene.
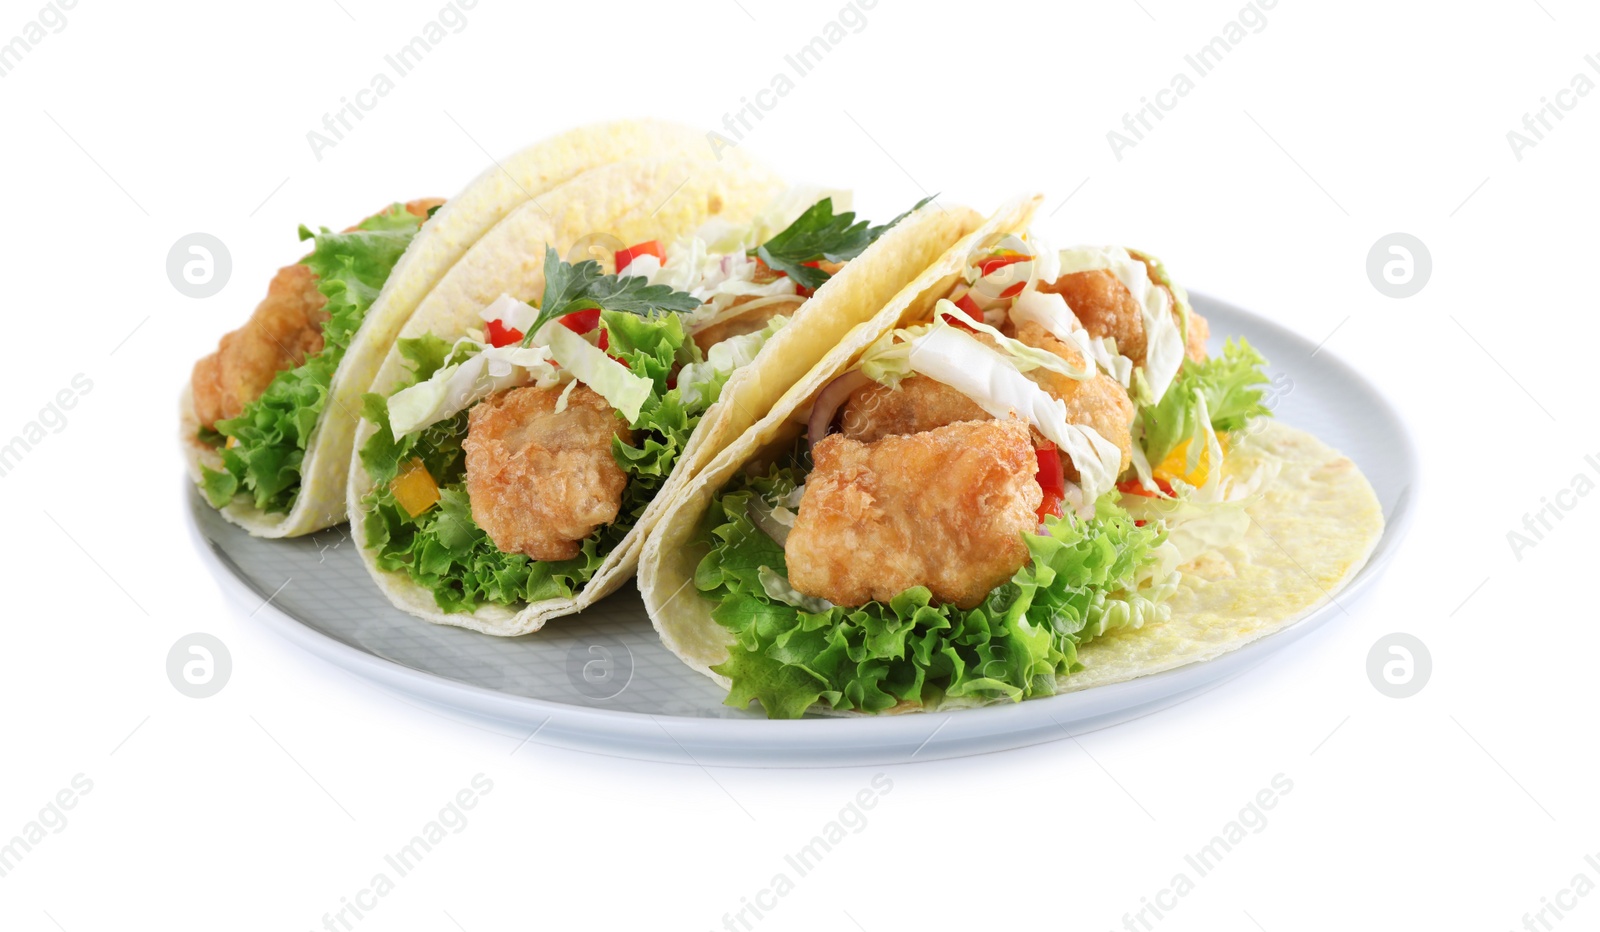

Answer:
[753,195,934,290]
[521,247,700,347]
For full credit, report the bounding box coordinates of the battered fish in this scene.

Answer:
[191,262,329,428]
[786,419,1042,609]
[1008,320,1135,475]
[190,199,442,430]
[1039,260,1208,367]
[462,384,632,562]
[839,375,990,443]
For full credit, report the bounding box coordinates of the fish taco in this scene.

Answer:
[639,196,1384,718]
[182,119,762,537]
[349,166,978,635]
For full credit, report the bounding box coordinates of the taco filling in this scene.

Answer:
[691,233,1278,717]
[359,195,928,612]
[194,200,441,513]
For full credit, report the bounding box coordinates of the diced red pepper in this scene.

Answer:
[485,319,523,347]
[1117,477,1174,498]
[596,328,610,351]
[615,240,665,273]
[954,293,984,321]
[560,308,602,333]
[977,253,1029,277]
[1000,281,1026,299]
[946,293,984,332]
[1035,445,1066,521]
[753,257,786,281]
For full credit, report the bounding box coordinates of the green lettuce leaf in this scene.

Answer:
[1139,337,1273,466]
[695,463,1173,719]
[200,205,426,513]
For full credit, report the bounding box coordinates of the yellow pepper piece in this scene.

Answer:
[391,457,440,518]
[224,435,238,449]
[1154,434,1229,488]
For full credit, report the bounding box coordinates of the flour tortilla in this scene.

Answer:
[349,163,979,635]
[183,119,752,537]
[640,203,1384,713]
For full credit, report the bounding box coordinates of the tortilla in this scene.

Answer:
[349,161,979,635]
[639,202,1384,713]
[183,119,753,538]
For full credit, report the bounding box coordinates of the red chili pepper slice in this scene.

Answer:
[1035,445,1066,521]
[485,319,523,347]
[977,253,1029,277]
[615,240,665,273]
[560,308,601,333]
[1117,477,1174,498]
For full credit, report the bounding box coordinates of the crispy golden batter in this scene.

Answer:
[1040,265,1207,366]
[190,262,330,428]
[839,375,990,443]
[786,419,1042,609]
[190,199,442,430]
[1184,305,1210,361]
[1008,320,1135,475]
[692,294,804,355]
[462,384,632,561]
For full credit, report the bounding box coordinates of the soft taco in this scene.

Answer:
[348,163,979,635]
[183,119,762,537]
[639,195,1385,718]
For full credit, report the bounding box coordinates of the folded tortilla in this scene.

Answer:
[183,119,758,538]
[348,160,980,635]
[639,197,1385,714]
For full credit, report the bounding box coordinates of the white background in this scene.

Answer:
[1,0,1595,929]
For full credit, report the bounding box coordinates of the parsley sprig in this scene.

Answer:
[519,246,701,346]
[751,195,935,290]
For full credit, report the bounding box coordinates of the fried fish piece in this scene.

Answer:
[190,199,442,430]
[462,384,632,562]
[1007,320,1134,475]
[838,374,990,443]
[190,262,330,428]
[786,419,1042,609]
[1039,258,1208,367]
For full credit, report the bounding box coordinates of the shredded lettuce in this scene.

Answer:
[1139,338,1273,467]
[201,205,426,512]
[694,462,1174,719]
[360,310,722,612]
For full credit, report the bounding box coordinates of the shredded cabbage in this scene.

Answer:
[387,339,560,438]
[905,323,1121,508]
[546,324,654,422]
[1058,245,1184,404]
[1010,290,1134,387]
[933,300,1092,381]
[676,315,790,408]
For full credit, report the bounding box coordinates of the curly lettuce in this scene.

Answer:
[1138,337,1273,467]
[694,464,1175,719]
[360,309,746,613]
[201,205,426,513]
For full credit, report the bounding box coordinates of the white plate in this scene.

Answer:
[189,294,1416,766]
